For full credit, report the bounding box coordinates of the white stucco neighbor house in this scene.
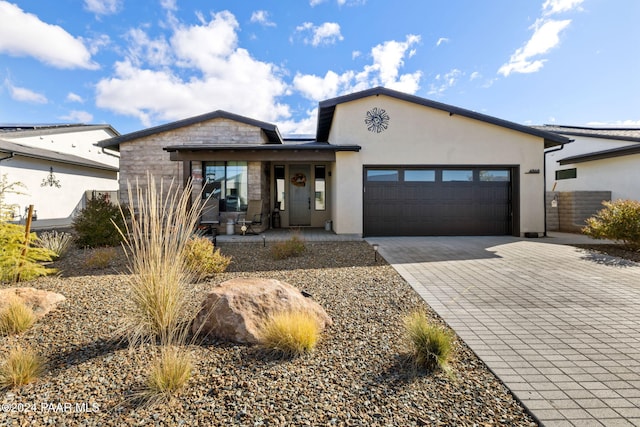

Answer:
[536,125,640,232]
[0,124,120,229]
[99,87,570,237]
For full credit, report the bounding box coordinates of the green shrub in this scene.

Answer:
[83,247,118,269]
[258,310,321,357]
[0,174,26,222]
[37,230,74,259]
[184,236,231,280]
[0,222,56,283]
[72,194,126,248]
[270,235,306,260]
[404,311,454,371]
[582,199,640,250]
[0,346,44,389]
[0,299,36,335]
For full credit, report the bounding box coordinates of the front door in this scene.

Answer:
[289,164,311,226]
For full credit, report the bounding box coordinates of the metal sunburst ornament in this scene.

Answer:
[364,107,390,133]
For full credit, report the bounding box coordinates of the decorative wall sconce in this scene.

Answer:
[41,167,61,188]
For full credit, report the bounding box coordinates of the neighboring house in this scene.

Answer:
[0,124,120,229]
[537,125,640,232]
[99,87,569,237]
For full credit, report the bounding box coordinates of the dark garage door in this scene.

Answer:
[363,167,514,236]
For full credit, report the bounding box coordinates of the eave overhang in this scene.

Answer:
[163,143,361,162]
[559,143,640,165]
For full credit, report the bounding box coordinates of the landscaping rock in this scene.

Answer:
[192,277,332,343]
[0,287,66,319]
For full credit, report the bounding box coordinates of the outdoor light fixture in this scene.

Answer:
[372,243,379,261]
[262,234,266,247]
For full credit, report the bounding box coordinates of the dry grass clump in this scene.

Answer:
[83,247,118,269]
[184,235,231,280]
[258,310,321,357]
[0,299,36,335]
[143,346,192,404]
[404,311,454,371]
[0,346,44,389]
[270,234,306,260]
[37,230,74,259]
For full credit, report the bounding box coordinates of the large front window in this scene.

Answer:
[203,161,248,211]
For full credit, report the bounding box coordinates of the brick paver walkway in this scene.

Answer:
[369,235,640,427]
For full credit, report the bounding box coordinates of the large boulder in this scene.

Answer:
[0,287,66,319]
[192,277,332,344]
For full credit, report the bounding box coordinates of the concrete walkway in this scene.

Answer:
[367,234,640,427]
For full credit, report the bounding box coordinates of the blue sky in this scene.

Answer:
[0,0,638,136]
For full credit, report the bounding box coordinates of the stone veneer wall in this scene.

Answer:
[546,191,611,233]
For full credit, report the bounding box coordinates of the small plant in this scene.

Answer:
[270,235,306,260]
[37,230,74,259]
[404,311,454,371]
[143,346,192,404]
[73,194,126,248]
[258,310,321,357]
[0,299,36,336]
[83,247,118,269]
[0,222,57,283]
[184,236,231,280]
[0,346,44,389]
[0,174,27,222]
[582,199,640,250]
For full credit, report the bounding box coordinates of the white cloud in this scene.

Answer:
[587,120,640,127]
[95,11,290,127]
[66,92,84,103]
[352,50,361,60]
[83,0,122,15]
[293,34,422,101]
[309,0,327,5]
[5,80,47,104]
[60,110,93,123]
[250,10,276,27]
[498,18,571,76]
[0,1,98,69]
[160,0,177,11]
[469,71,481,81]
[428,69,463,96]
[436,37,449,47]
[295,22,343,46]
[542,0,584,15]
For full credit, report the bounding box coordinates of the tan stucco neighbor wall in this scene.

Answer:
[329,95,546,236]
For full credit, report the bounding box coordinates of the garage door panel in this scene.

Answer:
[364,167,512,236]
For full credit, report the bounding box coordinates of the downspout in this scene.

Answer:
[543,140,572,237]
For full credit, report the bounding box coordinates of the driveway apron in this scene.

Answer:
[368,236,640,427]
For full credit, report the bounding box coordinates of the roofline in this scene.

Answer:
[316,87,572,148]
[98,110,283,149]
[0,142,119,172]
[542,130,640,144]
[0,124,120,138]
[559,143,640,165]
[163,143,361,153]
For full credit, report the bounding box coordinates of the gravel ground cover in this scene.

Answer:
[1,241,537,426]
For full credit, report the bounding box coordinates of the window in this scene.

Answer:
[442,170,473,182]
[366,169,399,181]
[555,168,577,180]
[480,170,510,182]
[203,161,248,211]
[404,169,435,182]
[275,165,285,211]
[315,165,326,210]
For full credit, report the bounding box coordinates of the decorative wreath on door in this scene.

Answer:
[290,173,307,187]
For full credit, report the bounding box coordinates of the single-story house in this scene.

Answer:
[0,124,120,229]
[99,87,570,237]
[537,125,640,232]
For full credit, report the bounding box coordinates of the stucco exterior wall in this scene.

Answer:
[329,95,546,236]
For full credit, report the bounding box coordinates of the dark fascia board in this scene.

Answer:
[559,143,640,165]
[163,142,361,152]
[0,139,119,171]
[543,130,640,143]
[316,86,572,148]
[98,110,282,149]
[0,124,120,138]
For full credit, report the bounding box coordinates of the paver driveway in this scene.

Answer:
[368,235,640,427]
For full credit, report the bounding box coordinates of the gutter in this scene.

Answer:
[0,152,15,162]
[543,140,573,236]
